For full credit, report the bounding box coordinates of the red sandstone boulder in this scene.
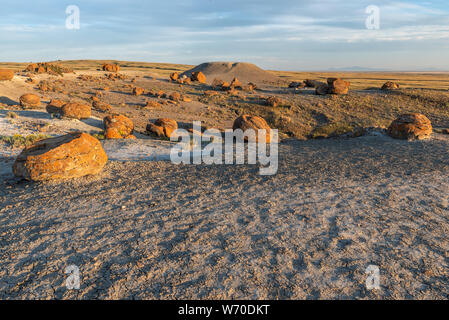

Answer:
[61,103,91,119]
[170,72,179,82]
[382,81,400,90]
[19,93,40,109]
[102,63,120,72]
[327,78,350,95]
[103,114,134,139]
[132,87,144,96]
[191,71,207,83]
[13,132,108,181]
[0,69,14,81]
[232,114,273,143]
[388,113,432,140]
[146,118,178,138]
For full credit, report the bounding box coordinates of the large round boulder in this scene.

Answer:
[146,118,178,138]
[232,114,273,143]
[0,69,14,81]
[327,78,350,95]
[19,93,40,109]
[388,113,432,140]
[13,132,108,181]
[103,114,134,139]
[61,102,91,119]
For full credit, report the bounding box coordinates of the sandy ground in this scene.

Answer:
[0,133,448,299]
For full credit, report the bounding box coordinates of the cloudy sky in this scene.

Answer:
[1,0,449,70]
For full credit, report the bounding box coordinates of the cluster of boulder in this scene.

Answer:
[210,77,257,92]
[169,72,192,84]
[316,78,351,95]
[131,87,189,104]
[8,66,439,184]
[288,81,306,89]
[102,63,120,73]
[25,63,73,76]
[288,78,350,95]
[169,71,206,84]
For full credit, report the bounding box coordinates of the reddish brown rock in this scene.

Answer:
[387,113,433,140]
[230,77,242,88]
[144,100,161,108]
[211,78,229,90]
[92,100,112,112]
[327,78,350,95]
[146,118,178,138]
[25,78,37,84]
[103,114,134,139]
[244,82,257,91]
[382,81,400,90]
[305,79,323,88]
[61,103,91,119]
[265,96,282,107]
[170,72,179,82]
[0,69,14,81]
[315,83,329,95]
[46,99,66,114]
[232,114,273,143]
[19,93,40,109]
[102,63,120,72]
[203,90,219,97]
[289,81,306,89]
[191,71,206,83]
[169,92,181,102]
[132,87,144,96]
[13,132,108,181]
[25,64,39,72]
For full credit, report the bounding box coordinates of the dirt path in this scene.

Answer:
[0,134,448,299]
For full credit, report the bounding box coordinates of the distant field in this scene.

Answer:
[272,70,449,90]
[2,60,449,90]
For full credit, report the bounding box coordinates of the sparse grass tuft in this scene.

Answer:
[7,111,18,119]
[0,134,52,147]
[92,132,105,140]
[310,123,355,139]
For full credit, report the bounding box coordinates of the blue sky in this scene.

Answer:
[1,0,449,70]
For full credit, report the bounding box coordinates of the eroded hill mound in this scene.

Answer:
[181,62,280,84]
